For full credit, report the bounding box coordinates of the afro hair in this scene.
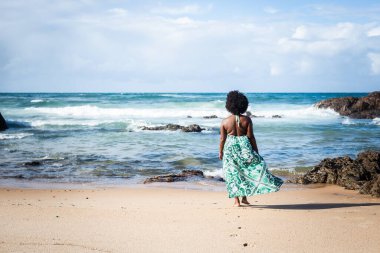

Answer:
[225,90,249,115]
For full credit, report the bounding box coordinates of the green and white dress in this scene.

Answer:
[223,116,283,198]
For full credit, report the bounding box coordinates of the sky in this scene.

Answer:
[0,0,380,92]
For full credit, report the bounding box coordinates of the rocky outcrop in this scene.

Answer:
[0,113,8,131]
[182,124,203,132]
[291,151,380,197]
[203,115,218,119]
[143,170,204,183]
[141,124,203,132]
[315,91,380,119]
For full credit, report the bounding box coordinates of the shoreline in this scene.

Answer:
[1,184,379,252]
[0,177,306,193]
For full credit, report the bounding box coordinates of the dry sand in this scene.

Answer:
[1,184,379,253]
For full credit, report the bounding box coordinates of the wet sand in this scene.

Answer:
[1,184,379,253]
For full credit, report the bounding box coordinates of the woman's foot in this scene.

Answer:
[233,197,241,207]
[241,196,250,205]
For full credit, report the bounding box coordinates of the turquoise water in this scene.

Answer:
[0,93,379,186]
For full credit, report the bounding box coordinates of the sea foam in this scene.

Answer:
[0,133,33,140]
[30,99,44,103]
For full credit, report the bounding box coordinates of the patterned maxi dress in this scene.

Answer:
[223,116,283,198]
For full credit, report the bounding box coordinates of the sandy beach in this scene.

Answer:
[1,184,379,253]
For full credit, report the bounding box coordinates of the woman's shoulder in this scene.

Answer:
[241,115,252,122]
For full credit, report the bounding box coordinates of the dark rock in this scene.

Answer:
[315,91,380,119]
[245,111,252,117]
[360,175,380,197]
[293,151,380,197]
[143,169,204,184]
[182,124,203,132]
[141,124,203,132]
[24,161,42,166]
[203,115,218,119]
[272,115,282,118]
[180,169,204,177]
[187,115,192,118]
[0,112,8,131]
[251,115,264,118]
[206,176,225,182]
[141,124,181,131]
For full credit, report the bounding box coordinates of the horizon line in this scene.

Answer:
[0,91,375,94]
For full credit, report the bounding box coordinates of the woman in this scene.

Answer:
[219,91,283,207]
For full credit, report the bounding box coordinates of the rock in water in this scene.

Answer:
[143,170,204,184]
[203,115,218,119]
[0,112,8,131]
[315,91,380,119]
[24,161,42,166]
[292,151,380,197]
[141,124,203,132]
[182,124,202,132]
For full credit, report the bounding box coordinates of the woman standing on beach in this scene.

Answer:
[219,91,283,207]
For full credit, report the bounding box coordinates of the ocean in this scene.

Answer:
[0,93,379,187]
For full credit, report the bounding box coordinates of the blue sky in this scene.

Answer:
[0,0,380,92]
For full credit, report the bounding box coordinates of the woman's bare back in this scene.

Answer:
[222,115,250,136]
[219,114,259,156]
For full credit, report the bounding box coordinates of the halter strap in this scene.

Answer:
[235,114,240,127]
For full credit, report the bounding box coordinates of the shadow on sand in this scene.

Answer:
[246,203,380,210]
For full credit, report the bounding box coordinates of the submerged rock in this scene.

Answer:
[292,151,380,197]
[141,124,203,132]
[0,112,8,131]
[315,91,380,119]
[272,115,282,118]
[24,161,42,166]
[143,170,204,184]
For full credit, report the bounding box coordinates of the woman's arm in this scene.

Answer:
[247,117,259,154]
[219,121,227,160]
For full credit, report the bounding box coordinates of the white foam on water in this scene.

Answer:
[30,99,44,103]
[341,117,380,126]
[30,119,117,127]
[24,105,226,119]
[23,104,339,121]
[159,94,201,98]
[204,168,224,179]
[342,118,354,125]
[372,117,380,126]
[0,133,33,140]
[251,105,339,120]
[18,104,342,130]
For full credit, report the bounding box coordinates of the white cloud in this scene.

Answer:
[279,23,364,57]
[292,26,308,39]
[368,27,380,37]
[368,53,380,75]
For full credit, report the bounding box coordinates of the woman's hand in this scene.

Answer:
[219,152,223,160]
